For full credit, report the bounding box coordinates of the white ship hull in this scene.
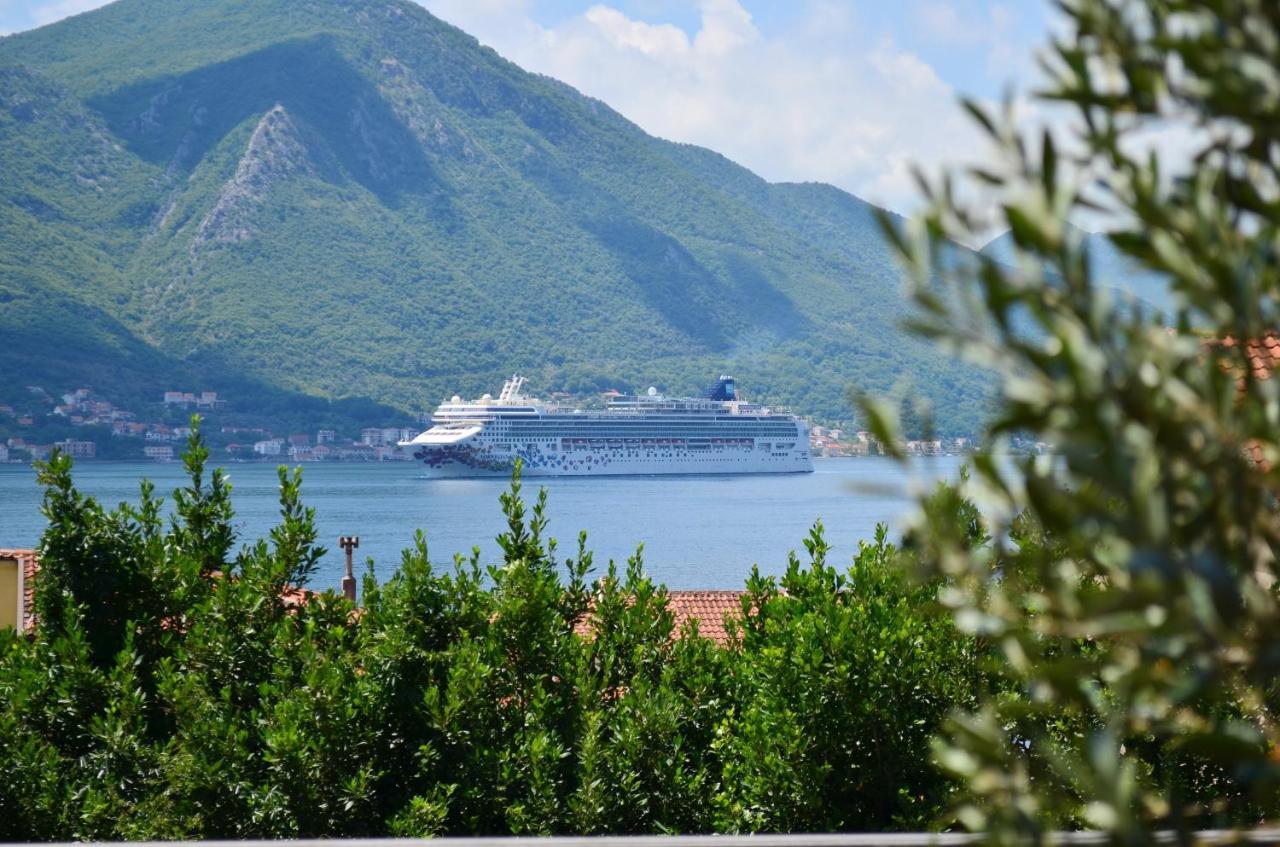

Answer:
[412,442,812,478]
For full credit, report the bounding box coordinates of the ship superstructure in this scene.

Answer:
[401,376,812,477]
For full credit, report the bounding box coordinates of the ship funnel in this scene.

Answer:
[703,375,736,401]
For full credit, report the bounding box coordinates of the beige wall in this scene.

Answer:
[0,558,17,631]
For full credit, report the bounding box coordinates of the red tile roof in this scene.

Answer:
[1206,336,1280,470]
[576,590,746,647]
[1213,335,1280,380]
[667,590,745,646]
[279,583,318,608]
[0,548,38,634]
[206,569,319,609]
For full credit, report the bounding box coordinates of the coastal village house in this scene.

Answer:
[58,439,95,459]
[1,544,745,648]
[361,427,417,447]
[0,549,317,635]
[163,391,223,410]
[253,438,285,456]
[143,445,174,462]
[0,549,36,633]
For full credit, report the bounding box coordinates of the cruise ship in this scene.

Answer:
[400,376,812,477]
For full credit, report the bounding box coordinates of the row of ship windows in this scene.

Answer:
[486,437,788,445]
[483,422,793,427]
[448,414,790,421]
[560,447,798,455]
[554,455,802,461]
[488,420,797,426]
[489,430,799,437]
[491,427,798,435]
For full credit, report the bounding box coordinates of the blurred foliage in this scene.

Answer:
[866,0,1280,841]
[0,424,984,837]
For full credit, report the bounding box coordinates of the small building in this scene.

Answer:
[0,549,37,633]
[144,445,175,462]
[4,551,314,636]
[58,439,96,459]
[146,424,174,442]
[361,427,414,447]
[339,444,379,461]
[288,433,310,448]
[61,388,90,407]
[0,444,8,463]
[316,429,336,444]
[253,439,284,456]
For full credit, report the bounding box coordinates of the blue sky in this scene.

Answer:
[0,0,1053,212]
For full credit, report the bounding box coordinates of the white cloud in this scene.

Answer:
[582,5,689,55]
[691,0,756,56]
[417,0,1011,213]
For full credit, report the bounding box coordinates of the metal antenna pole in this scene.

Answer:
[338,535,359,602]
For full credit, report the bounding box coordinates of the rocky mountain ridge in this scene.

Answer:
[0,0,991,432]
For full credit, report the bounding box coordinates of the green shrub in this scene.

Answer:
[0,421,981,837]
[870,0,1280,840]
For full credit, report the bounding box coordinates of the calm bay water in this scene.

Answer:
[0,457,964,591]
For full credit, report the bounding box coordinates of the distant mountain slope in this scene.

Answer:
[981,224,1174,316]
[0,0,991,432]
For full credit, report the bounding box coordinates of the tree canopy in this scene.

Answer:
[0,427,983,838]
[866,0,1280,840]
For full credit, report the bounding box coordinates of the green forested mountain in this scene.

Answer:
[0,0,990,432]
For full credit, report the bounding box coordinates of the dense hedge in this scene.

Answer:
[0,428,981,839]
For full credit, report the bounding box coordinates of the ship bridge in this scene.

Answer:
[399,422,483,447]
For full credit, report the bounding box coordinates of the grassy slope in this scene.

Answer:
[0,0,990,432]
